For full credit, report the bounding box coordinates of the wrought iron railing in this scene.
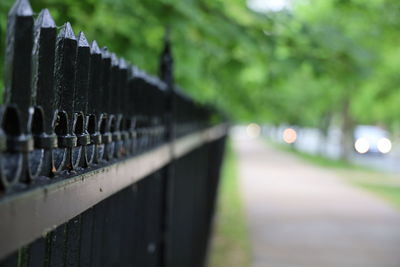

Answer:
[0,0,228,266]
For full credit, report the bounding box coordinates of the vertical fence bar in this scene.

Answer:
[65,216,81,267]
[4,0,34,132]
[55,23,77,128]
[0,252,18,267]
[78,208,93,267]
[48,223,67,267]
[32,9,58,177]
[127,67,139,154]
[100,192,122,267]
[74,32,90,116]
[118,59,129,156]
[54,22,78,170]
[109,53,121,158]
[135,74,146,153]
[90,201,106,267]
[159,30,175,267]
[119,185,137,265]
[0,1,227,265]
[74,32,91,167]
[32,9,57,134]
[87,41,103,163]
[27,237,47,266]
[3,0,35,187]
[100,48,112,160]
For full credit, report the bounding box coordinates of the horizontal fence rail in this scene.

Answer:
[0,0,228,266]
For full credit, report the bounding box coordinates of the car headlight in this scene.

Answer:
[355,138,369,154]
[377,138,392,154]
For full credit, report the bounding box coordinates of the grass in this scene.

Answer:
[273,141,400,210]
[270,141,357,169]
[208,141,251,267]
[356,183,400,209]
[340,169,400,209]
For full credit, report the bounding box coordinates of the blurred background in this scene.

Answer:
[2,0,400,266]
[1,0,400,160]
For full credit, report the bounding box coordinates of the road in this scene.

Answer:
[234,137,400,267]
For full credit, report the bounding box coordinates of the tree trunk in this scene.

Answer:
[339,99,354,161]
[318,112,332,157]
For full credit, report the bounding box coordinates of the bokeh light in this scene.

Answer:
[377,138,392,154]
[246,123,261,138]
[282,128,297,144]
[354,138,369,154]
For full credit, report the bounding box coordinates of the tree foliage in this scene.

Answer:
[1,0,400,131]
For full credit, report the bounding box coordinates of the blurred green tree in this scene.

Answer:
[1,0,400,160]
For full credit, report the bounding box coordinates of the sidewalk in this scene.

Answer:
[234,138,400,267]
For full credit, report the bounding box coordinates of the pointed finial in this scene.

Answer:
[58,22,76,40]
[111,53,118,66]
[127,66,134,79]
[9,0,33,17]
[101,47,111,59]
[130,66,139,77]
[77,31,89,47]
[35,9,56,29]
[159,27,173,87]
[119,58,127,69]
[91,40,101,54]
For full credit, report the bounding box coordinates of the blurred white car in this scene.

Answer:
[354,125,392,154]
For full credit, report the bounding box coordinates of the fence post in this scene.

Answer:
[32,9,58,177]
[3,0,35,186]
[100,48,113,160]
[54,22,78,170]
[4,0,34,129]
[75,32,92,167]
[118,58,130,156]
[0,0,228,263]
[87,40,103,163]
[159,29,175,267]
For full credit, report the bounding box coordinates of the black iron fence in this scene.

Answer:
[0,0,228,266]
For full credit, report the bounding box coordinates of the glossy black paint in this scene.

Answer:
[0,0,227,266]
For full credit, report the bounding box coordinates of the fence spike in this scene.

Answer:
[77,31,90,48]
[55,22,78,133]
[101,47,111,58]
[111,53,118,67]
[33,9,57,134]
[58,22,76,40]
[101,48,112,114]
[126,67,137,125]
[4,0,34,134]
[31,9,58,177]
[118,58,128,127]
[88,41,102,117]
[73,31,91,165]
[74,32,91,114]
[91,40,101,55]
[99,48,113,158]
[119,58,127,70]
[35,9,55,29]
[110,53,120,115]
[8,0,33,17]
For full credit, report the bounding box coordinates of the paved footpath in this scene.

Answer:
[234,138,400,267]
